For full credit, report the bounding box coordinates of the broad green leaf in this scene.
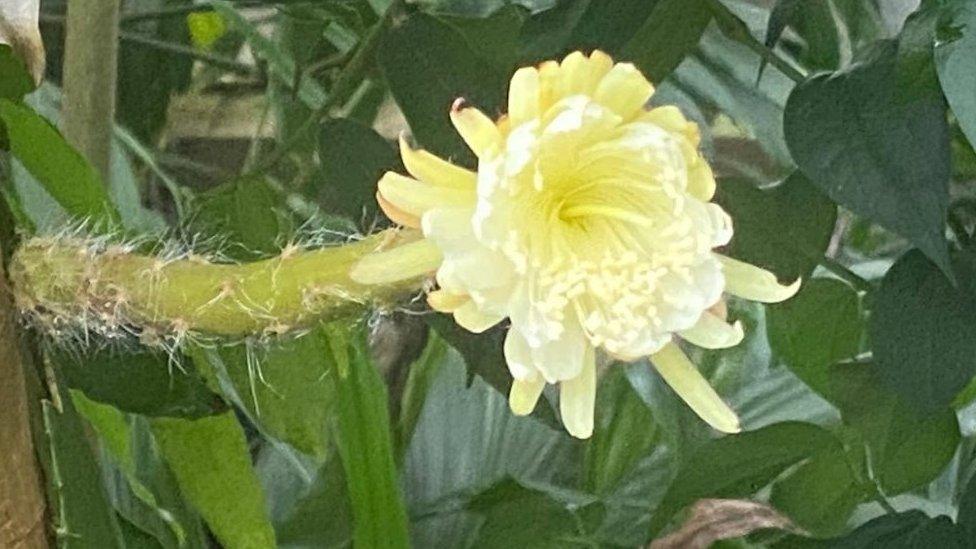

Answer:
[397,331,453,454]
[617,0,711,83]
[0,44,35,102]
[767,278,863,397]
[191,176,296,260]
[585,368,659,496]
[379,11,507,162]
[404,340,579,547]
[55,346,221,419]
[715,173,837,281]
[648,421,843,536]
[315,118,400,225]
[958,471,976,539]
[194,327,338,460]
[425,314,513,399]
[828,362,962,496]
[936,1,976,151]
[328,323,411,548]
[809,511,968,548]
[518,0,588,62]
[869,250,976,412]
[784,41,952,274]
[0,99,121,229]
[42,395,125,548]
[769,448,867,537]
[152,413,277,549]
[466,479,582,548]
[442,4,527,73]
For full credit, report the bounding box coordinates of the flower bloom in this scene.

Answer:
[352,51,799,438]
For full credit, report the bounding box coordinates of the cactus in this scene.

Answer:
[9,227,429,348]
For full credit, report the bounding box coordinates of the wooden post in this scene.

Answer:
[61,0,121,179]
[0,244,49,548]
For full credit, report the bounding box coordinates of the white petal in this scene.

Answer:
[679,312,744,349]
[651,342,740,433]
[530,314,588,383]
[453,300,505,333]
[504,328,537,381]
[349,239,442,285]
[718,255,801,303]
[559,345,596,439]
[510,376,545,416]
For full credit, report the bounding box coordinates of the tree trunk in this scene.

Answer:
[0,247,49,548]
[61,0,120,179]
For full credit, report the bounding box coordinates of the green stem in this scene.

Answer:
[819,256,874,294]
[119,31,256,75]
[704,0,807,85]
[10,230,425,338]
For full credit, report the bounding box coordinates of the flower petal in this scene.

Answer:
[651,342,740,433]
[679,312,744,349]
[377,172,475,218]
[530,314,588,383]
[510,376,546,416]
[504,328,537,381]
[377,191,421,228]
[718,255,801,303]
[349,238,442,284]
[508,66,540,127]
[593,62,654,120]
[450,101,502,157]
[453,300,505,333]
[427,289,468,312]
[398,135,476,190]
[559,345,596,439]
[559,50,613,98]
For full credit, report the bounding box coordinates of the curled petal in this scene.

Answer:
[453,300,505,333]
[377,172,475,218]
[651,342,741,434]
[377,191,420,228]
[679,312,744,349]
[559,345,596,439]
[349,239,442,285]
[450,101,502,157]
[510,376,545,416]
[398,135,476,190]
[427,289,468,313]
[718,255,801,303]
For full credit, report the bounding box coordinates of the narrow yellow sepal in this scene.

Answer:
[398,135,476,190]
[718,255,801,303]
[349,238,443,285]
[450,100,502,157]
[679,312,745,350]
[651,342,741,434]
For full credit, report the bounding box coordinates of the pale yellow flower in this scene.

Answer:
[352,51,799,438]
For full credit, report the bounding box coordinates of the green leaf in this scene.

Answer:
[55,345,222,419]
[466,479,581,548]
[315,118,400,225]
[828,361,961,496]
[151,413,277,549]
[0,99,121,229]
[818,511,968,548]
[767,278,863,397]
[585,368,659,496]
[617,0,712,83]
[211,0,328,110]
[716,173,837,281]
[0,44,35,102]
[425,313,513,398]
[193,327,339,461]
[403,341,579,547]
[649,421,842,536]
[43,395,125,548]
[936,1,976,151]
[769,448,866,537]
[327,322,411,548]
[869,249,976,412]
[191,176,296,260]
[784,40,952,274]
[958,471,976,539]
[379,11,507,162]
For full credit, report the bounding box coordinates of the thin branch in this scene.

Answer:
[819,256,874,294]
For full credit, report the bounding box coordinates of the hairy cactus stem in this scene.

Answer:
[9,229,427,338]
